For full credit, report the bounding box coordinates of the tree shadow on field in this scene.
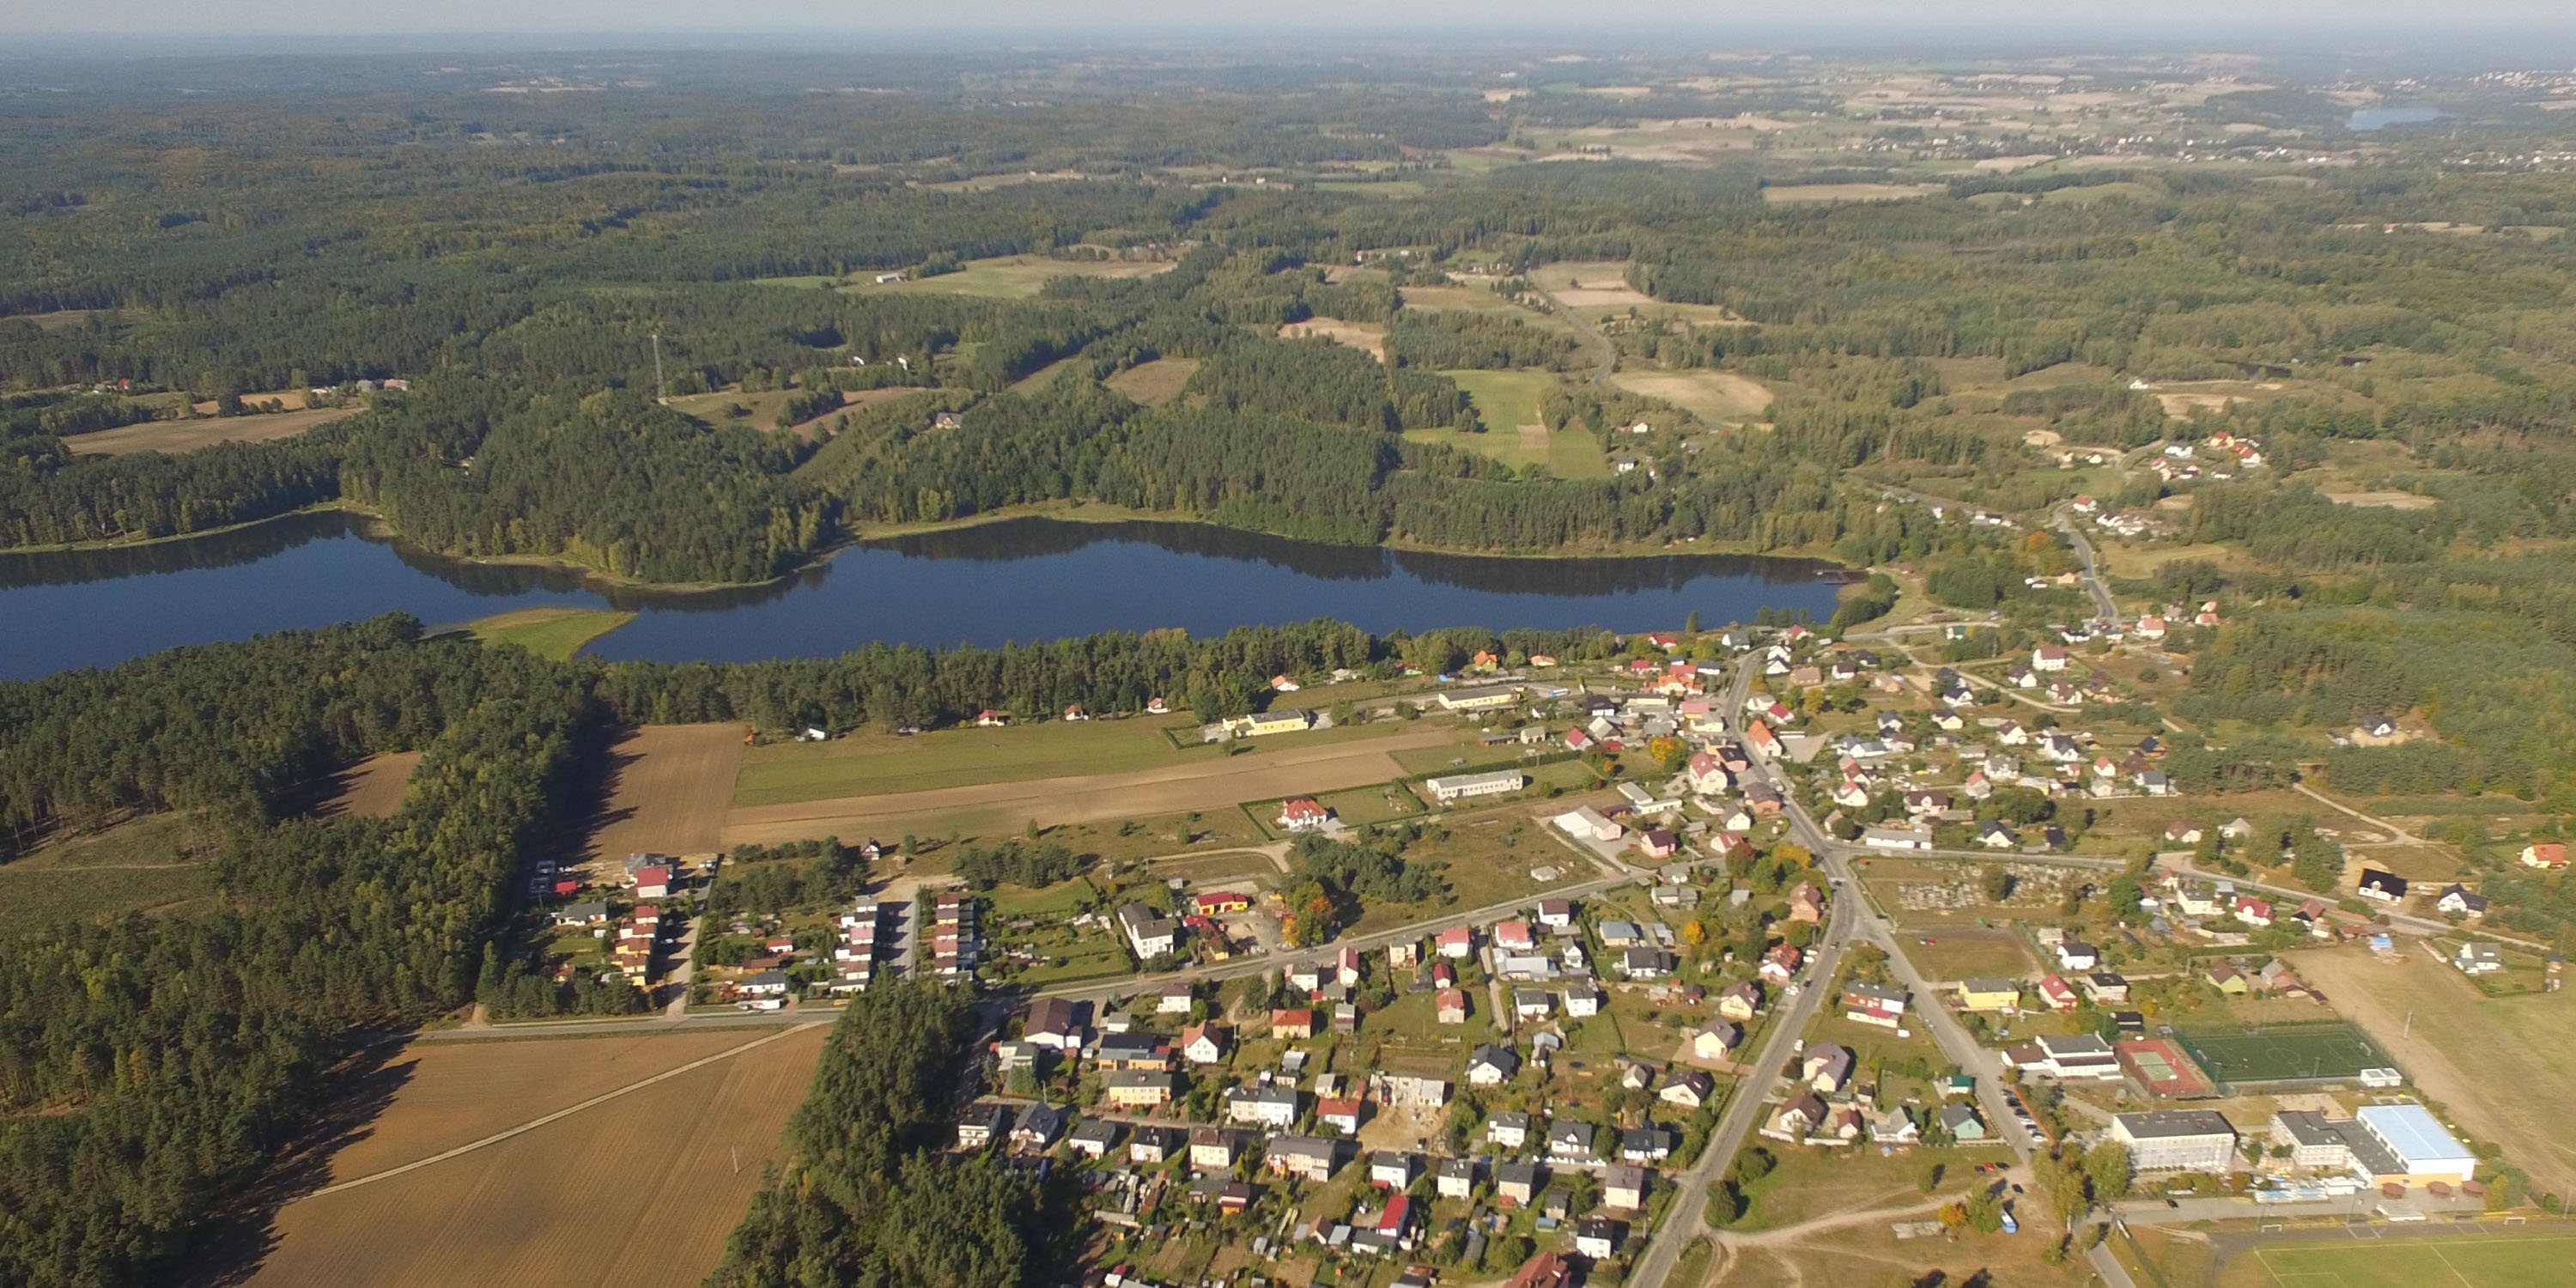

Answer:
[568,738,649,867]
[183,1040,421,1288]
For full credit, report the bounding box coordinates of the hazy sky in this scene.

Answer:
[3,0,2573,36]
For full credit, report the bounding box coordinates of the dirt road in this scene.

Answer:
[721,729,1461,848]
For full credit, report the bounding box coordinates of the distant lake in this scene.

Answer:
[0,512,1846,680]
[2348,107,2446,131]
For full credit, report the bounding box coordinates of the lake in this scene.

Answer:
[2348,107,2445,131]
[0,512,1846,680]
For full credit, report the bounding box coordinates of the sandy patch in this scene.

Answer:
[2156,392,2247,418]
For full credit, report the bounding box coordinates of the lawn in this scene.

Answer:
[1444,368,1552,430]
[2221,1234,2576,1288]
[1903,930,2038,982]
[1406,369,1607,480]
[843,254,1171,299]
[1309,782,1426,828]
[465,607,636,661]
[0,814,216,935]
[733,719,1216,806]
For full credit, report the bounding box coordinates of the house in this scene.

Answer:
[1638,828,1680,860]
[1318,1096,1366,1134]
[2356,869,2409,902]
[1012,1103,1067,1151]
[1272,1008,1315,1039]
[1435,987,1470,1024]
[2436,884,2489,918]
[1866,1106,1920,1145]
[1277,797,1336,832]
[1536,897,1576,927]
[1692,1022,1743,1060]
[2037,975,2079,1011]
[1180,1022,1230,1065]
[1975,819,2019,848]
[1759,943,1801,981]
[2032,645,2071,673]
[1266,1135,1343,1182]
[1488,1110,1534,1150]
[1765,1093,1828,1143]
[1564,984,1604,1018]
[1788,882,1825,924]
[957,1103,1008,1150]
[1554,808,1623,843]
[1435,925,1476,959]
[554,900,610,926]
[1716,981,1763,1022]
[2083,972,2130,1004]
[1575,1218,1623,1261]
[1603,1163,1649,1211]
[1091,1032,1171,1071]
[1127,1125,1182,1165]
[1467,1044,1521,1085]
[1621,1127,1676,1163]
[1660,1069,1716,1109]
[1546,1120,1596,1163]
[1801,1043,1854,1094]
[1225,1084,1300,1129]
[1938,1103,1988,1141]
[1496,1161,1541,1207]
[1620,946,1671,980]
[1188,1126,1240,1170]
[2057,939,2099,972]
[2111,1109,2238,1173]
[2456,942,2506,975]
[1956,978,2021,1012]
[1103,1069,1175,1108]
[1425,769,1527,803]
[1438,1157,1478,1199]
[2520,842,2569,870]
[1024,997,1091,1052]
[1115,902,1179,959]
[1370,1151,1419,1188]
[633,865,673,899]
[1844,981,1909,1028]
[2351,714,2406,746]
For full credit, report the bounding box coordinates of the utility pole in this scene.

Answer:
[651,332,669,404]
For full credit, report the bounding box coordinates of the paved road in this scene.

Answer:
[2049,503,2121,623]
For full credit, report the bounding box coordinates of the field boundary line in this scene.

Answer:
[307,1021,824,1198]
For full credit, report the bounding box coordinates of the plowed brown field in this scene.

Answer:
[245,1025,824,1288]
[584,725,745,864]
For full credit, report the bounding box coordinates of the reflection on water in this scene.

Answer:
[0,511,1848,679]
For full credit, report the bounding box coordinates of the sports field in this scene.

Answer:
[2221,1233,2576,1288]
[2173,1021,2389,1087]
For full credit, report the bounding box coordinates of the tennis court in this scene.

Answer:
[2175,1022,2389,1089]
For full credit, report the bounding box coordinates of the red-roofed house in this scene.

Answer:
[2037,975,2078,1011]
[1276,797,1335,833]
[2234,898,2274,928]
[1192,890,1251,916]
[2523,843,2569,870]
[634,866,672,898]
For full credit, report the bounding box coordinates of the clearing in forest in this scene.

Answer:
[1760,182,1945,204]
[68,404,362,456]
[1104,357,1200,405]
[313,751,427,819]
[849,254,1172,299]
[1530,261,1656,309]
[0,812,215,936]
[1278,317,1386,361]
[1606,369,1773,424]
[243,1026,824,1288]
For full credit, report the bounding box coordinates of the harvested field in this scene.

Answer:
[2326,489,2439,510]
[849,253,1170,299]
[1607,369,1774,423]
[1278,317,1385,361]
[736,718,1222,806]
[69,404,361,456]
[582,725,747,865]
[2158,391,2250,417]
[1760,182,1944,204]
[243,1025,824,1288]
[1395,283,1525,313]
[1531,260,1654,308]
[722,728,1462,848]
[1103,357,1199,406]
[314,752,424,819]
[2293,945,2576,1198]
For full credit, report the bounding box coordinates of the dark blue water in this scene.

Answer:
[2348,107,2445,131]
[0,512,1844,680]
